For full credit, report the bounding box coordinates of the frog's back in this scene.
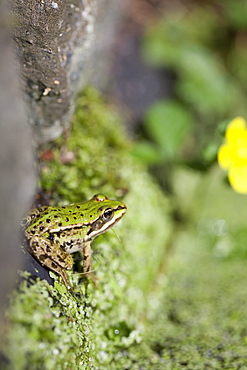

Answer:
[22,205,49,230]
[22,194,126,233]
[23,202,94,232]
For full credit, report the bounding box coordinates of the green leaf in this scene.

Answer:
[142,18,183,67]
[144,100,193,160]
[132,141,160,165]
[202,142,218,164]
[177,47,235,116]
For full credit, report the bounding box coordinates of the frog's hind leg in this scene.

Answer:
[28,237,74,292]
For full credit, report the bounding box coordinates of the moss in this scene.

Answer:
[144,242,247,369]
[6,278,93,369]
[40,87,131,203]
[3,87,171,369]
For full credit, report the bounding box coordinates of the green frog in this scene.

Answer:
[22,194,127,291]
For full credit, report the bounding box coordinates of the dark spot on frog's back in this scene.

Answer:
[45,244,51,253]
[30,241,38,252]
[48,233,54,242]
[39,254,47,263]
[51,261,57,269]
[65,217,69,222]
[40,212,49,217]
[58,255,65,263]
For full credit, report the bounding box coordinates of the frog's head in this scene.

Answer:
[86,194,127,240]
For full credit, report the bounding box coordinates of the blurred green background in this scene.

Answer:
[128,0,247,366]
[132,0,247,259]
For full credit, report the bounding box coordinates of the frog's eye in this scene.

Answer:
[103,208,114,221]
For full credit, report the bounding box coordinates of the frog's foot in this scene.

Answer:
[58,267,74,293]
[47,262,74,293]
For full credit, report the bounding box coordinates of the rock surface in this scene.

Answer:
[10,0,125,144]
[0,0,35,329]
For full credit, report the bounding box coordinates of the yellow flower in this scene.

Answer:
[218,117,247,194]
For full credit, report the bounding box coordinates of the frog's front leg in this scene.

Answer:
[28,236,74,291]
[81,242,92,276]
[81,242,97,284]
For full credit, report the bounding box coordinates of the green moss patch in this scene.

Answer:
[3,88,171,369]
[145,242,247,369]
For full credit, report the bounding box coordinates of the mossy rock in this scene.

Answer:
[3,88,171,369]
